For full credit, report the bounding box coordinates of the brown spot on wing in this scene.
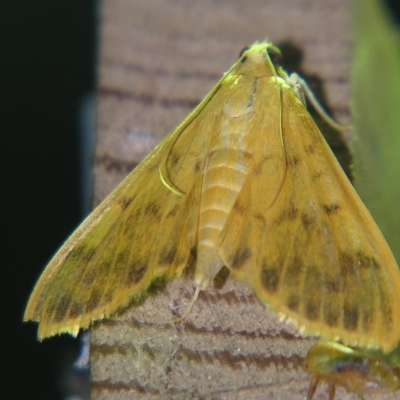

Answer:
[313,172,323,180]
[194,160,201,173]
[104,292,113,304]
[287,295,300,311]
[233,201,246,215]
[303,266,322,321]
[83,259,111,288]
[213,266,230,289]
[231,248,251,269]
[181,246,197,278]
[119,196,135,210]
[343,302,359,331]
[283,257,304,287]
[322,203,341,215]
[340,252,354,281]
[305,301,320,321]
[86,290,102,313]
[305,144,315,154]
[67,245,87,261]
[254,162,263,175]
[33,294,46,316]
[276,205,298,225]
[54,294,71,322]
[253,155,270,176]
[144,202,160,217]
[362,307,374,332]
[69,302,83,319]
[301,213,314,229]
[254,160,265,175]
[159,247,177,264]
[65,245,96,262]
[254,213,266,225]
[324,276,341,293]
[287,156,300,167]
[126,260,148,285]
[170,152,180,166]
[378,282,393,330]
[324,303,340,327]
[123,213,140,235]
[81,268,98,287]
[190,246,197,261]
[116,252,129,266]
[81,247,96,263]
[261,263,280,293]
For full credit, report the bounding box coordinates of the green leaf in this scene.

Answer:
[352,0,400,263]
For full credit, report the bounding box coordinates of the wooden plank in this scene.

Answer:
[91,1,353,398]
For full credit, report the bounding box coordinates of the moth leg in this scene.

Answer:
[288,72,350,131]
[175,246,224,322]
[175,285,201,323]
[307,375,337,400]
[328,384,336,400]
[306,376,319,400]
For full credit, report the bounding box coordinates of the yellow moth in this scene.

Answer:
[24,41,400,353]
[305,341,400,399]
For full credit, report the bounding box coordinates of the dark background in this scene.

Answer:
[1,1,399,399]
[2,2,95,399]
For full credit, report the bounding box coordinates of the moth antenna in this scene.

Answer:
[289,73,352,132]
[175,285,201,323]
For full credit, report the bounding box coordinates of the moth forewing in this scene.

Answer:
[232,75,400,352]
[23,70,223,339]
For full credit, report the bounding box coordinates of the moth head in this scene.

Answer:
[236,41,285,79]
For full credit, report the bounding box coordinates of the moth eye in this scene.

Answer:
[267,47,283,66]
[239,45,251,58]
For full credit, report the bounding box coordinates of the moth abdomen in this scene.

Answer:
[196,147,251,288]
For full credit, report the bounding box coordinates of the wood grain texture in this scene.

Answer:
[89,0,375,399]
[91,280,316,399]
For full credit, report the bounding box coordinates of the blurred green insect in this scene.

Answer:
[305,341,400,399]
